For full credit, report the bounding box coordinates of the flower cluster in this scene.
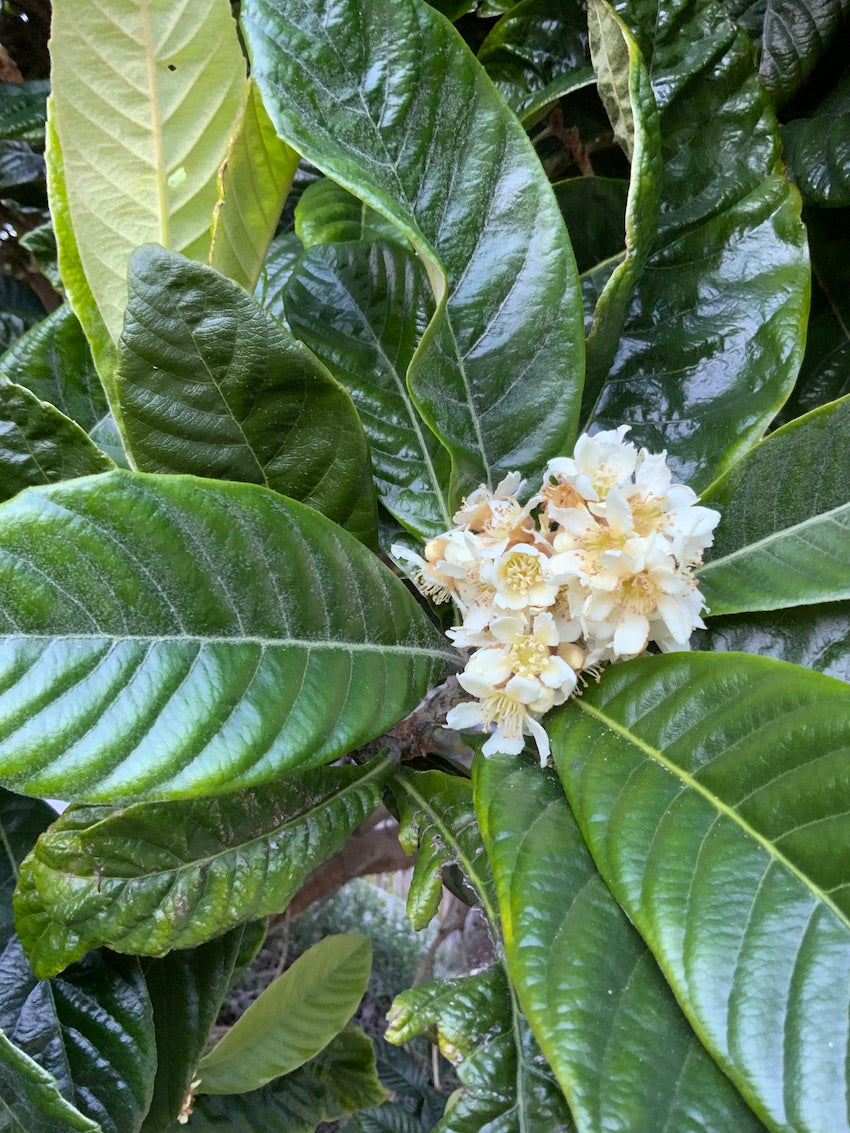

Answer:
[394,427,720,765]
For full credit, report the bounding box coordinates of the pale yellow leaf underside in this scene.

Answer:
[49,0,246,343]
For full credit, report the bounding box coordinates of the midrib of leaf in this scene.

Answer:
[140,0,168,249]
[0,820,18,882]
[3,633,457,662]
[573,697,850,933]
[62,752,394,885]
[699,500,850,572]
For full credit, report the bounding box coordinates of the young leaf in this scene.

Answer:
[477,0,594,124]
[139,926,256,1133]
[0,1031,100,1133]
[115,246,378,547]
[699,395,850,614]
[392,768,497,931]
[552,652,850,1132]
[197,934,372,1094]
[186,1026,385,1132]
[581,0,661,412]
[387,966,575,1133]
[587,0,809,490]
[0,305,108,436]
[208,80,300,292]
[0,471,456,803]
[0,381,114,502]
[48,0,245,345]
[285,241,454,538]
[474,753,766,1132]
[242,0,585,505]
[16,756,395,976]
[295,180,410,248]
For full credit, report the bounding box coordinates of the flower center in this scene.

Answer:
[630,495,667,537]
[592,464,622,497]
[485,693,524,738]
[503,553,543,594]
[507,635,551,678]
[620,572,657,614]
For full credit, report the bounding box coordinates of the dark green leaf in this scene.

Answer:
[0,81,50,144]
[784,68,850,207]
[242,0,584,505]
[693,603,850,682]
[295,179,409,248]
[477,0,594,124]
[587,0,809,490]
[285,241,453,539]
[0,141,44,192]
[552,652,850,1132]
[554,177,629,274]
[0,941,155,1133]
[0,304,107,434]
[348,1107,425,1133]
[254,231,304,325]
[777,207,850,420]
[724,0,849,105]
[582,0,661,412]
[16,756,394,975]
[18,224,60,293]
[699,394,850,613]
[475,753,766,1132]
[185,1026,385,1132]
[198,934,371,1094]
[140,926,254,1133]
[387,966,575,1133]
[0,790,55,939]
[0,380,113,502]
[0,1031,100,1133]
[0,277,44,354]
[116,246,377,547]
[0,471,456,803]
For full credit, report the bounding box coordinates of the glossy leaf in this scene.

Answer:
[185,1026,385,1132]
[295,179,409,248]
[0,1032,100,1133]
[140,926,254,1133]
[16,755,394,976]
[392,768,498,932]
[780,207,850,419]
[242,0,584,505]
[582,0,661,411]
[255,232,304,326]
[0,80,49,144]
[48,0,245,344]
[693,604,850,683]
[0,790,56,937]
[552,652,850,1132]
[723,0,850,105]
[475,753,766,1133]
[198,934,371,1094]
[0,277,44,354]
[387,966,575,1133]
[587,0,809,490]
[0,305,108,435]
[208,81,300,292]
[0,940,155,1133]
[699,395,850,613]
[477,0,594,123]
[554,177,629,275]
[18,224,60,294]
[783,69,850,207]
[0,141,43,192]
[285,241,453,539]
[115,246,378,546]
[0,471,455,802]
[0,380,113,502]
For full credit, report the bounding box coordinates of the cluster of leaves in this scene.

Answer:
[0,0,848,1130]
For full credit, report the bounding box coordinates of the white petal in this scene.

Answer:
[613,611,650,656]
[525,715,551,765]
[505,675,542,703]
[445,702,484,730]
[482,728,525,756]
